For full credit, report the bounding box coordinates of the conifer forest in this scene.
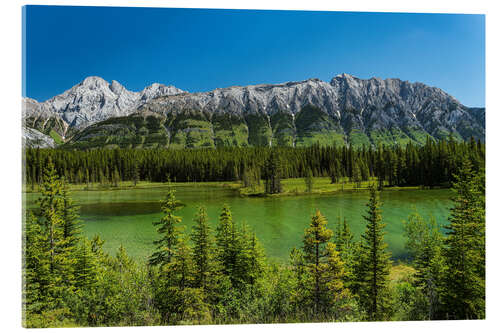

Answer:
[22,138,485,327]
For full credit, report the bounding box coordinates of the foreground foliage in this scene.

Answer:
[22,151,485,327]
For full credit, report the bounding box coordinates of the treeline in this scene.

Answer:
[23,159,485,327]
[24,137,484,188]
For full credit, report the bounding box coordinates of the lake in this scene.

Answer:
[24,185,452,262]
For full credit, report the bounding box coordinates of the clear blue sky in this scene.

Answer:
[23,6,485,107]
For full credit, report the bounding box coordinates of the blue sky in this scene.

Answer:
[23,6,485,107]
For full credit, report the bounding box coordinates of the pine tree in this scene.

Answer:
[329,163,338,184]
[112,168,120,187]
[61,184,81,249]
[441,159,485,319]
[23,212,52,316]
[351,162,362,188]
[34,160,78,300]
[264,150,282,194]
[149,188,182,267]
[156,235,211,324]
[74,238,99,290]
[215,204,241,287]
[336,218,356,289]
[324,242,351,319]
[355,186,392,321]
[302,210,349,316]
[133,162,140,186]
[239,222,265,286]
[166,235,195,291]
[290,247,308,313]
[37,159,64,228]
[305,168,314,193]
[191,206,215,290]
[403,211,444,319]
[45,209,77,299]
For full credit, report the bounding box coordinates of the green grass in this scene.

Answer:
[238,177,421,197]
[369,128,413,147]
[348,129,371,148]
[23,180,241,194]
[49,129,64,145]
[295,131,345,147]
[24,177,423,196]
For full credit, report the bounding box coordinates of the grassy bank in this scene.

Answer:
[23,176,431,196]
[238,177,423,197]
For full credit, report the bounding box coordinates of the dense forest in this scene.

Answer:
[24,137,484,190]
[23,152,485,327]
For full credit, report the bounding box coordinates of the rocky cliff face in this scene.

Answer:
[22,127,56,148]
[24,74,485,149]
[22,76,185,137]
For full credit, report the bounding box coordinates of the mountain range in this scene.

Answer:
[22,74,485,149]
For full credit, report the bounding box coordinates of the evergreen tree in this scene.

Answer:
[336,218,356,289]
[329,162,338,184]
[351,162,362,188]
[441,159,485,319]
[35,160,78,299]
[149,188,182,267]
[23,212,52,316]
[239,222,266,286]
[289,247,308,314]
[302,210,349,316]
[305,168,314,193]
[403,211,444,319]
[74,238,99,291]
[264,150,282,194]
[191,206,216,291]
[61,184,81,249]
[133,162,140,186]
[155,235,211,324]
[355,187,392,321]
[215,204,242,287]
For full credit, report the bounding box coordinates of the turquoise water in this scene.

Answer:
[24,186,452,262]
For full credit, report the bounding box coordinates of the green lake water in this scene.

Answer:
[24,186,452,262]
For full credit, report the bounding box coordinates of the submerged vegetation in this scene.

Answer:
[23,143,485,326]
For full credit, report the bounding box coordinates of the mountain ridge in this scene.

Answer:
[23,74,485,149]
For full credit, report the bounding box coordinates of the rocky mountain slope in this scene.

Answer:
[24,74,485,149]
[22,126,56,148]
[22,76,185,139]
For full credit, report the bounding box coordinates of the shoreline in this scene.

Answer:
[23,178,450,198]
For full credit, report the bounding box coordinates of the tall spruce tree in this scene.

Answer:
[336,218,356,289]
[35,161,77,297]
[191,206,215,291]
[403,211,444,319]
[61,184,81,249]
[355,186,392,321]
[264,150,282,194]
[290,247,308,313]
[305,168,314,193]
[23,212,52,316]
[302,210,349,316]
[74,238,99,291]
[239,222,265,286]
[149,188,182,267]
[442,159,485,319]
[215,204,244,287]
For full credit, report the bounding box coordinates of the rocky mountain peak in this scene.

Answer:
[23,76,184,128]
[110,80,127,94]
[80,76,110,89]
[23,74,485,148]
